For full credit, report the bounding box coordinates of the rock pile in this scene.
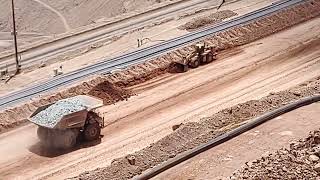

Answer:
[230,129,320,179]
[178,10,238,31]
[88,81,133,105]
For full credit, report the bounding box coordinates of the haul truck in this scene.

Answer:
[29,95,104,149]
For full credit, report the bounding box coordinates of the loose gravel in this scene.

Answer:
[230,129,320,179]
[30,97,87,128]
[178,10,237,31]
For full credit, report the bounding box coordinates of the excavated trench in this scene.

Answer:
[0,0,319,134]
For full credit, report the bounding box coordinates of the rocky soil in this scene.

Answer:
[178,10,237,31]
[0,0,319,133]
[230,129,320,179]
[72,77,320,180]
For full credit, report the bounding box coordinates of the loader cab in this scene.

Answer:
[195,43,205,55]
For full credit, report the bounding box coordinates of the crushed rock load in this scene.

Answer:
[230,129,320,179]
[178,10,238,31]
[1,0,320,133]
[72,78,320,179]
[30,97,87,128]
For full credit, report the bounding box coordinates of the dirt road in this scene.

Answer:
[154,102,320,179]
[31,0,71,32]
[0,16,319,179]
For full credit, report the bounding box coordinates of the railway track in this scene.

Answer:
[0,0,218,71]
[0,0,304,110]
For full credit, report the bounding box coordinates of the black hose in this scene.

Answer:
[133,94,320,180]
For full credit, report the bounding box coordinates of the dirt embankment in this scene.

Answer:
[73,77,320,180]
[178,10,238,31]
[0,0,319,133]
[231,129,320,179]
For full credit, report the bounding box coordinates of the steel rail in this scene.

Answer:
[0,0,219,71]
[0,0,304,110]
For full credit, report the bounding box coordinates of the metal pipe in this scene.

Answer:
[133,94,320,180]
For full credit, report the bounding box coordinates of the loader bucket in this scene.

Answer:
[169,62,188,73]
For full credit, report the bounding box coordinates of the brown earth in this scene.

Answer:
[178,10,238,31]
[87,81,133,105]
[231,129,320,179]
[0,11,319,179]
[153,102,320,179]
[0,0,319,134]
[73,77,320,180]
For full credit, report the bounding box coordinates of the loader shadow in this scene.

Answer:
[29,136,103,158]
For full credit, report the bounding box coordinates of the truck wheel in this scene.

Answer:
[206,54,213,63]
[60,129,78,149]
[84,123,101,141]
[37,126,49,141]
[190,59,200,68]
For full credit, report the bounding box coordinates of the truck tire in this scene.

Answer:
[84,123,101,141]
[206,54,213,63]
[37,126,49,141]
[39,128,78,149]
[189,59,200,68]
[59,129,78,149]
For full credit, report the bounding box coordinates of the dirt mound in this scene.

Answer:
[178,10,238,31]
[231,129,320,179]
[88,81,133,105]
[73,75,320,179]
[1,0,319,133]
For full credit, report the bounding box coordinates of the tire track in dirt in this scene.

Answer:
[2,45,315,180]
[110,50,320,132]
[109,40,320,126]
[36,41,320,180]
[72,57,320,179]
[1,7,320,179]
[30,0,71,32]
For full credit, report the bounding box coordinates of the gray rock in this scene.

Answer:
[126,156,136,165]
[30,97,87,128]
[309,155,319,162]
[230,176,237,180]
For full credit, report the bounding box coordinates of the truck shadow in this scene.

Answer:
[28,136,102,158]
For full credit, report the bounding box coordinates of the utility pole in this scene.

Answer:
[11,0,20,74]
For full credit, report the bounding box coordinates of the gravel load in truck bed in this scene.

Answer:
[30,97,87,128]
